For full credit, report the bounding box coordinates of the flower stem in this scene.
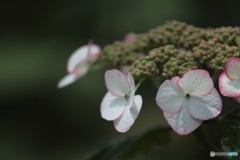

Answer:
[135,78,145,92]
[211,69,222,84]
[89,62,108,71]
[193,126,228,160]
[151,78,161,90]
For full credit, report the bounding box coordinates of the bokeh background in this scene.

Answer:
[1,0,240,159]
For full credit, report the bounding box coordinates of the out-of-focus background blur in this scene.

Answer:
[1,0,240,159]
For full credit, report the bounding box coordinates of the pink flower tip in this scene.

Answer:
[57,42,101,88]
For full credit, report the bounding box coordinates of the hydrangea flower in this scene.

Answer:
[101,69,142,132]
[57,43,101,88]
[156,70,222,135]
[219,57,240,102]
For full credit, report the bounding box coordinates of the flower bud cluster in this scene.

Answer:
[193,40,217,64]
[100,41,142,66]
[148,20,206,49]
[210,44,239,70]
[128,55,159,80]
[161,50,199,79]
[208,27,240,46]
[101,20,240,81]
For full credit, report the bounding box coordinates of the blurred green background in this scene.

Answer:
[1,0,240,159]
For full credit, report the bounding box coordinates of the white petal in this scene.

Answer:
[57,74,81,88]
[67,44,100,73]
[219,71,240,97]
[127,73,135,91]
[164,101,203,135]
[233,96,240,103]
[177,70,213,96]
[101,92,126,121]
[225,57,240,80]
[73,58,90,75]
[188,88,222,120]
[156,77,185,114]
[88,44,101,57]
[105,69,130,96]
[114,95,142,132]
[67,45,89,73]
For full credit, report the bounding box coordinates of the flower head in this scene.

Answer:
[57,43,100,88]
[219,58,240,102]
[101,69,142,132]
[156,70,222,135]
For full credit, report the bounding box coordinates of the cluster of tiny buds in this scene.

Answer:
[100,20,240,81]
[128,55,159,80]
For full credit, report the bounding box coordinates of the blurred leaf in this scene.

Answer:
[220,108,240,160]
[84,125,171,160]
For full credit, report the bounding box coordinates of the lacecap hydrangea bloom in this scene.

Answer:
[156,70,222,135]
[58,43,100,88]
[219,57,240,102]
[101,69,142,132]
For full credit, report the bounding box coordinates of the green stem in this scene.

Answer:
[89,62,108,71]
[212,69,222,84]
[151,78,161,90]
[135,78,145,92]
[193,126,228,160]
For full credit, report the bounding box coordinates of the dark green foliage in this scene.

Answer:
[84,125,171,160]
[220,108,240,160]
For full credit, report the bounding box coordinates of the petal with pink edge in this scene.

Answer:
[72,58,89,75]
[219,71,240,97]
[164,101,203,135]
[67,45,89,73]
[105,69,130,97]
[156,77,185,114]
[225,58,240,80]
[57,74,80,88]
[88,44,101,57]
[114,95,142,133]
[233,96,240,103]
[188,88,222,120]
[177,70,213,96]
[67,44,100,73]
[127,73,135,91]
[101,92,126,121]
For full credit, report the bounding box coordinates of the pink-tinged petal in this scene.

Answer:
[127,89,135,109]
[225,57,240,80]
[219,71,240,97]
[171,76,180,83]
[114,95,142,132]
[57,73,83,88]
[88,44,101,57]
[123,33,136,43]
[233,96,240,103]
[127,73,135,91]
[67,45,89,73]
[73,58,90,75]
[188,88,222,120]
[67,44,100,73]
[177,70,213,96]
[156,77,185,114]
[105,69,130,96]
[101,92,126,121]
[164,101,203,135]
